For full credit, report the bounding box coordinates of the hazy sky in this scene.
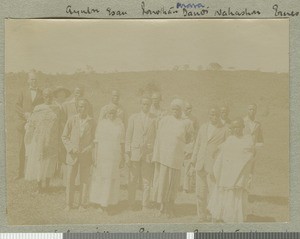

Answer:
[5,19,289,74]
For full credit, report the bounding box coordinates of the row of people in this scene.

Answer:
[16,72,263,222]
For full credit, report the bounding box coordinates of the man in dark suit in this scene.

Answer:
[15,71,43,179]
[191,107,227,222]
[125,96,156,211]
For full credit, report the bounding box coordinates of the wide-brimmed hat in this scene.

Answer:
[53,86,71,98]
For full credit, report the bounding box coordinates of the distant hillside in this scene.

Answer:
[5,70,289,121]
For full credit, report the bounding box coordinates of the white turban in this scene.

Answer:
[170,98,184,110]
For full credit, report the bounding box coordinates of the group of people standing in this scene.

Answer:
[15,71,263,223]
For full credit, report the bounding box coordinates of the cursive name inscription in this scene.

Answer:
[141,1,179,15]
[66,5,100,16]
[272,4,299,17]
[214,7,261,16]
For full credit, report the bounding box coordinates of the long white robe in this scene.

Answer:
[89,118,125,207]
[208,135,254,223]
[152,115,193,203]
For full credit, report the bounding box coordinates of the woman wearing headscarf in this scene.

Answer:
[89,104,125,214]
[208,118,255,223]
[152,98,194,218]
[24,88,61,193]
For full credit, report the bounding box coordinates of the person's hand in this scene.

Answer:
[210,173,216,183]
[186,161,195,175]
[81,145,92,154]
[119,159,125,169]
[125,152,131,167]
[184,152,192,158]
[24,112,31,120]
[247,174,253,188]
[189,161,196,168]
[70,148,78,158]
[72,148,79,154]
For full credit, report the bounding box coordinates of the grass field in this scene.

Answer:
[5,69,289,225]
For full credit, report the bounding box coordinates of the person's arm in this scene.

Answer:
[185,121,194,144]
[147,120,156,151]
[119,123,126,167]
[61,102,68,127]
[61,118,76,154]
[191,127,201,166]
[24,108,37,145]
[125,115,134,154]
[16,91,28,120]
[99,106,105,120]
[125,115,134,165]
[88,100,93,117]
[82,119,96,153]
[256,123,264,146]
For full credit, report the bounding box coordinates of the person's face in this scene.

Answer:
[185,105,192,116]
[74,88,83,99]
[209,109,220,124]
[107,111,116,120]
[77,101,87,116]
[231,121,244,137]
[220,107,229,119]
[141,99,151,113]
[28,74,37,88]
[112,94,119,104]
[152,94,161,105]
[171,105,182,118]
[56,91,67,102]
[248,105,257,118]
[43,91,52,104]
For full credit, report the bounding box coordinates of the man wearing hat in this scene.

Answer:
[15,71,43,180]
[53,86,71,109]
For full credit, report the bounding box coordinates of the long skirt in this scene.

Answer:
[89,170,120,207]
[153,163,181,204]
[25,143,56,182]
[208,185,248,223]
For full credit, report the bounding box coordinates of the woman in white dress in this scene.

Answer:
[24,88,61,193]
[208,118,255,223]
[89,104,125,214]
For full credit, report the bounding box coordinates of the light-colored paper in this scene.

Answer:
[1,0,300,233]
[4,19,289,226]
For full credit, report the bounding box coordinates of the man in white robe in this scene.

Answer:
[152,99,193,217]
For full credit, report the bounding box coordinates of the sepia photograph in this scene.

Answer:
[5,19,289,225]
